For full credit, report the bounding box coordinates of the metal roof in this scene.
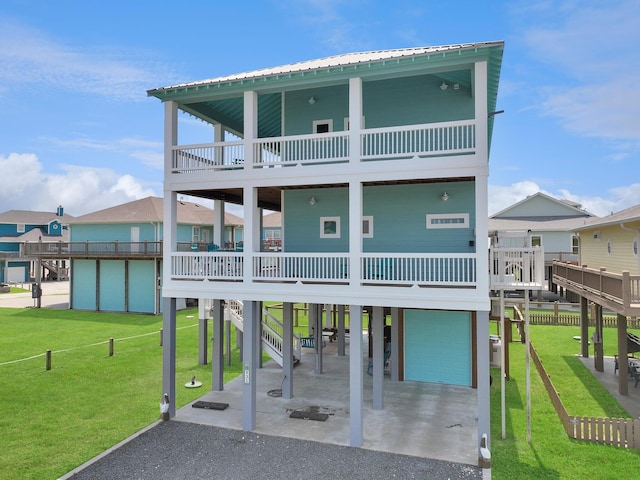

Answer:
[148,42,503,95]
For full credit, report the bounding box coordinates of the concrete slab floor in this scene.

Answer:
[174,349,478,466]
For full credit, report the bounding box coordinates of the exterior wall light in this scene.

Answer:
[441,192,449,201]
[308,96,316,104]
[309,196,317,205]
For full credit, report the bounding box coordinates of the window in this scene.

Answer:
[426,213,469,229]
[313,119,333,134]
[633,239,638,257]
[265,229,281,240]
[572,235,579,255]
[17,224,25,233]
[531,236,542,247]
[593,231,601,240]
[192,226,200,242]
[320,216,340,239]
[362,216,373,238]
[607,240,612,255]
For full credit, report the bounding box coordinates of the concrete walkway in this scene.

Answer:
[0,281,69,309]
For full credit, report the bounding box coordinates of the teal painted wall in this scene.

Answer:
[282,73,473,135]
[363,73,473,128]
[99,260,125,311]
[283,181,475,253]
[71,223,158,242]
[0,261,29,283]
[128,261,156,313]
[404,309,471,386]
[72,260,96,310]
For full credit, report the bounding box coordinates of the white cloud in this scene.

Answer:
[0,18,178,102]
[0,153,156,216]
[518,0,640,145]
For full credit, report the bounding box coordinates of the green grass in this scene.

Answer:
[0,307,245,480]
[491,325,640,479]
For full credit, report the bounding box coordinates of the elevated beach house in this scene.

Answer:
[148,42,504,465]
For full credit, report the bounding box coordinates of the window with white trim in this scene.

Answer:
[192,226,200,242]
[426,213,469,229]
[320,216,340,238]
[572,235,579,255]
[313,119,333,134]
[362,216,373,238]
[17,224,25,233]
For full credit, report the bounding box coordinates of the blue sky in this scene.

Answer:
[0,0,638,217]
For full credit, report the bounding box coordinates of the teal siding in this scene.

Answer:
[71,224,158,242]
[404,310,471,386]
[283,188,349,252]
[128,261,156,313]
[72,260,96,310]
[363,73,473,128]
[0,261,29,283]
[283,181,475,253]
[285,85,349,135]
[99,260,125,311]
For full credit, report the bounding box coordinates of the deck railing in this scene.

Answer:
[489,247,545,289]
[23,241,162,257]
[169,120,476,173]
[170,252,477,287]
[552,261,640,316]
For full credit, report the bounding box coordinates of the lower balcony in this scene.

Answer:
[489,247,545,290]
[170,252,477,287]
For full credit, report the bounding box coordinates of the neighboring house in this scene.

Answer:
[148,42,505,465]
[489,192,597,290]
[0,207,71,283]
[553,204,640,396]
[262,211,281,251]
[62,196,242,314]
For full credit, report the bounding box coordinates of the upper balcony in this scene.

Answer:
[170,120,476,176]
[553,261,640,316]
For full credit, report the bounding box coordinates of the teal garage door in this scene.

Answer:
[404,310,471,386]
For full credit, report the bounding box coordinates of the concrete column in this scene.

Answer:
[372,306,384,409]
[162,297,177,418]
[580,297,589,358]
[225,318,232,367]
[282,302,294,399]
[349,305,363,447]
[617,314,629,396]
[476,310,491,454]
[212,299,224,391]
[314,304,323,374]
[390,307,399,381]
[242,300,257,431]
[198,299,208,365]
[337,304,346,356]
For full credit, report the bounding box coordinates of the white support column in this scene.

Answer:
[348,180,363,287]
[349,305,364,447]
[242,300,257,431]
[473,61,488,161]
[212,299,224,391]
[476,309,491,458]
[243,186,258,283]
[282,302,294,399]
[213,200,225,249]
[244,90,257,169]
[372,306,384,409]
[162,297,177,418]
[348,77,362,166]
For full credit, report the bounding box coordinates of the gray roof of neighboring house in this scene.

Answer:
[262,212,281,228]
[68,197,243,226]
[491,192,595,220]
[0,209,73,224]
[573,203,640,231]
[488,217,594,233]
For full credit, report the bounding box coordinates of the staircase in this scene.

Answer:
[225,300,301,367]
[41,260,69,280]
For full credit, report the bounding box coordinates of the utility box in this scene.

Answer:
[31,283,42,299]
[490,335,502,367]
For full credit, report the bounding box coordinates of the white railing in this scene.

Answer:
[171,252,244,280]
[252,253,349,282]
[361,120,475,161]
[361,254,476,285]
[171,141,244,172]
[253,131,349,167]
[489,247,544,289]
[169,120,477,173]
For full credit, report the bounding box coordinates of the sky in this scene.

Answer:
[0,0,638,218]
